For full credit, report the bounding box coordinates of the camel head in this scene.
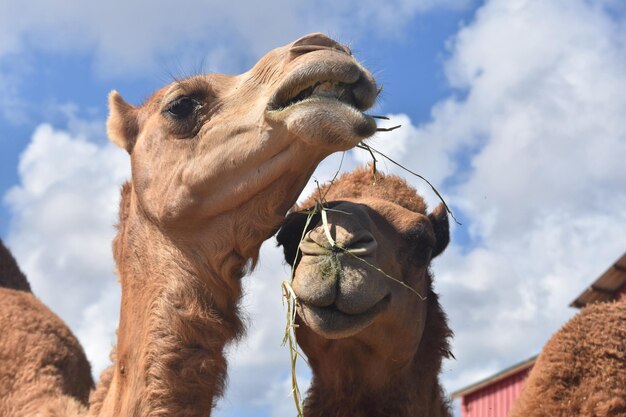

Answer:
[277,168,449,363]
[106,33,378,233]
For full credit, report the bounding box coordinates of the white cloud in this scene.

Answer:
[383,0,626,397]
[0,60,30,124]
[0,0,470,77]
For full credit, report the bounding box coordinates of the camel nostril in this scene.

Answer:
[299,230,331,256]
[342,233,377,256]
[289,33,352,58]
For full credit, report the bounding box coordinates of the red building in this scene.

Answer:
[451,251,626,417]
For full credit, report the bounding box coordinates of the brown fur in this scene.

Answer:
[510,300,626,417]
[0,239,94,417]
[90,33,380,417]
[297,166,428,214]
[278,167,453,417]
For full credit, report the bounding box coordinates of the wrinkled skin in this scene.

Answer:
[277,168,453,417]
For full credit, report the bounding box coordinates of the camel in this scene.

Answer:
[0,239,94,416]
[0,33,380,417]
[276,167,454,417]
[509,300,626,417]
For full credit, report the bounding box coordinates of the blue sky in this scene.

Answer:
[1,1,626,416]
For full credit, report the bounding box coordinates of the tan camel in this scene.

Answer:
[87,33,379,416]
[509,300,626,417]
[0,239,94,417]
[276,167,453,417]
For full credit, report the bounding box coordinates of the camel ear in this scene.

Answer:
[428,203,449,258]
[107,90,138,153]
[277,211,317,266]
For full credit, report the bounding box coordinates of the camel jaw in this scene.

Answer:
[297,295,390,339]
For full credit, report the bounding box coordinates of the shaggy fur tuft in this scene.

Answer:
[297,166,428,214]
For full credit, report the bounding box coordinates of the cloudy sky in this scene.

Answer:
[1,0,626,416]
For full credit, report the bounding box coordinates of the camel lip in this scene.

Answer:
[297,294,390,339]
[267,81,357,112]
[299,231,378,257]
[266,59,376,113]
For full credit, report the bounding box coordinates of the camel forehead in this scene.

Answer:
[138,43,291,112]
[139,74,239,109]
[322,198,428,235]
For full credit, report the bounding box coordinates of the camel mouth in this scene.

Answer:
[297,294,390,339]
[268,80,359,111]
[299,231,378,258]
[265,59,378,144]
[266,58,377,113]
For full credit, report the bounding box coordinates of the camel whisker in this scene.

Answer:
[376,124,402,132]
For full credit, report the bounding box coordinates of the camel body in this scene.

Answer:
[509,300,626,417]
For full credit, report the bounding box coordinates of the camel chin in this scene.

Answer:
[267,97,377,150]
[297,294,390,339]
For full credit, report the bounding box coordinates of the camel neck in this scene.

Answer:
[97,191,248,417]
[305,352,448,417]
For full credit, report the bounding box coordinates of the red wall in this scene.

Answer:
[461,367,531,417]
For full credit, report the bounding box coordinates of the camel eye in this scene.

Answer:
[166,96,201,119]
